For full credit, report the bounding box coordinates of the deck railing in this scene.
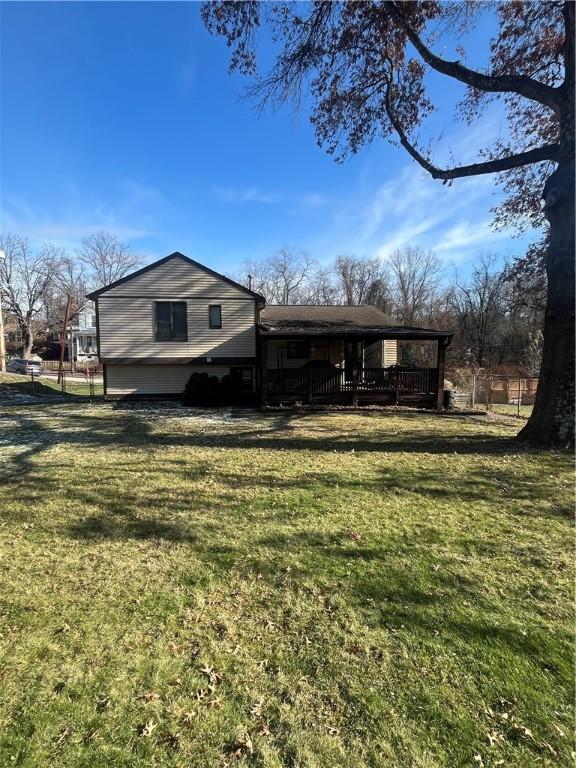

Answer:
[266,366,437,396]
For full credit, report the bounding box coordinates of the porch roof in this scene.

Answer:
[258,305,452,340]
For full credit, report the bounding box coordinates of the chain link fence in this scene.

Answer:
[26,368,104,401]
[447,373,537,417]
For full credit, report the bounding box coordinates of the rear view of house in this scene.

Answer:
[89,252,453,409]
[87,252,264,398]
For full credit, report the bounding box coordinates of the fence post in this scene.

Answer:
[517,376,521,417]
[471,375,476,410]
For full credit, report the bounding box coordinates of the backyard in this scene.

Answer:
[0,403,573,767]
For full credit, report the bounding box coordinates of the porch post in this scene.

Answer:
[261,336,268,407]
[436,337,447,413]
[352,339,359,406]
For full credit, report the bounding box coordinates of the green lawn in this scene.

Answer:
[486,404,534,419]
[0,372,103,398]
[0,404,573,767]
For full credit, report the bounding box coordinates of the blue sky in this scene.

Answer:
[1,1,534,277]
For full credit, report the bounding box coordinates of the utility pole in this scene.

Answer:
[58,295,73,384]
[0,250,5,372]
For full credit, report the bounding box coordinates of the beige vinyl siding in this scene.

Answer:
[98,297,256,359]
[383,340,398,366]
[103,257,248,298]
[106,364,231,396]
[362,340,398,367]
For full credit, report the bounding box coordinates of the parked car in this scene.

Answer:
[6,358,44,376]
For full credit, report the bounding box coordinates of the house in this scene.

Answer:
[71,302,98,361]
[87,252,453,410]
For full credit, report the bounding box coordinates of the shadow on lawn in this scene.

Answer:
[0,404,532,463]
[1,407,568,516]
[1,407,572,682]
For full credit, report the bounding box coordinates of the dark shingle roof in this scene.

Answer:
[258,305,452,339]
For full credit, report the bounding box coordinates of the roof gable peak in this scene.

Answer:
[86,251,265,301]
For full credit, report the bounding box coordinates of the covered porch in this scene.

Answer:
[258,306,452,411]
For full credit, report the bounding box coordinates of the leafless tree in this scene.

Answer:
[78,232,141,289]
[387,247,442,325]
[45,255,90,330]
[305,265,340,305]
[0,235,62,358]
[241,247,317,304]
[449,255,507,368]
[334,255,389,308]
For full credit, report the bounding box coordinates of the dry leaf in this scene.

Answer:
[200,665,222,685]
[228,731,253,759]
[250,699,264,718]
[142,691,160,702]
[139,720,157,738]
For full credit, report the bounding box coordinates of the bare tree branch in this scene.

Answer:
[384,84,560,182]
[389,1,562,116]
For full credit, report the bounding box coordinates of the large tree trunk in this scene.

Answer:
[519,160,575,447]
[22,322,34,360]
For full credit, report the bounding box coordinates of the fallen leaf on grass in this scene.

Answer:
[55,726,72,746]
[96,694,110,712]
[250,699,264,718]
[142,691,160,703]
[200,665,222,685]
[138,720,157,738]
[227,731,253,759]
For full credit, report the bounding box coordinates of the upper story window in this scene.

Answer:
[155,301,188,342]
[209,305,222,329]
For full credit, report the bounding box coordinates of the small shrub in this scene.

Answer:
[218,374,243,405]
[182,371,250,406]
[182,372,220,406]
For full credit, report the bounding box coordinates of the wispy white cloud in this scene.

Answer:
[304,154,521,269]
[0,179,168,250]
[212,186,329,212]
[212,186,281,204]
[431,220,512,257]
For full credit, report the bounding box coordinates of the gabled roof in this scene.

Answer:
[86,252,266,301]
[259,305,453,339]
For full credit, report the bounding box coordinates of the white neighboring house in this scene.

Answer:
[71,302,98,361]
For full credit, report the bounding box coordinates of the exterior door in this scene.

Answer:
[345,341,363,381]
